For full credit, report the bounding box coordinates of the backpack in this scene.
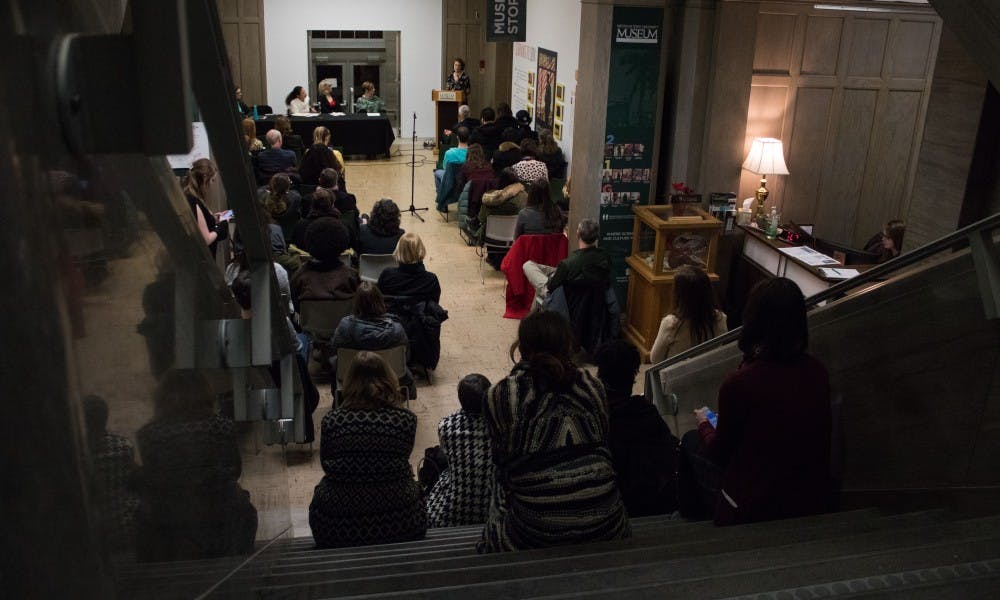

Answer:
[417,445,448,497]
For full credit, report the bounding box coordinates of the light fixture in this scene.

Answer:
[742,137,790,228]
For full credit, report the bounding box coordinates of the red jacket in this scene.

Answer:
[500,234,567,319]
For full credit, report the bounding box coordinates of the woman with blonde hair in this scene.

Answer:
[316,79,341,113]
[299,126,345,187]
[377,232,442,303]
[309,351,426,548]
[183,158,229,257]
[241,118,263,153]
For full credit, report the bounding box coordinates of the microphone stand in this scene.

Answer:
[405,111,427,222]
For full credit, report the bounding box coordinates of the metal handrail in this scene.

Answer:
[645,211,1000,411]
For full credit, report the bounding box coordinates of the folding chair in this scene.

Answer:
[359,253,399,283]
[298,298,354,370]
[478,215,518,283]
[335,345,413,407]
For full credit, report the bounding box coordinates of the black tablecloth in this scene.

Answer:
[255,115,395,157]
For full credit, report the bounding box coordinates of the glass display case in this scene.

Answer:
[625,205,722,359]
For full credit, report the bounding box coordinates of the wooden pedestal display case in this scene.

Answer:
[624,205,721,360]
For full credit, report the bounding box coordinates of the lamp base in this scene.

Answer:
[754,176,769,228]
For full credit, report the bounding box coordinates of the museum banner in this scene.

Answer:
[487,0,527,42]
[599,5,664,307]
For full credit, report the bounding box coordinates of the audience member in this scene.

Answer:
[286,85,313,115]
[274,115,304,154]
[470,107,502,155]
[357,198,405,255]
[329,282,410,383]
[242,118,263,153]
[479,311,630,552]
[458,143,494,194]
[863,219,905,262]
[537,129,567,180]
[594,341,679,517]
[290,217,359,311]
[135,370,257,561]
[491,128,522,175]
[299,126,344,187]
[472,167,525,244]
[514,180,563,239]
[83,395,139,552]
[309,351,426,548]
[258,173,302,242]
[427,374,495,527]
[289,187,340,251]
[512,139,549,184]
[512,109,538,143]
[316,79,342,113]
[678,277,832,525]
[523,218,608,301]
[183,158,228,258]
[377,233,441,303]
[255,130,297,184]
[650,265,727,364]
[434,126,470,194]
[354,81,386,113]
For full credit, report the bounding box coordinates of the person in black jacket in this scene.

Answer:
[494,102,517,132]
[470,107,502,156]
[378,232,441,303]
[595,339,679,517]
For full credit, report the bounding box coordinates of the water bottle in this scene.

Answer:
[766,206,779,239]
[252,105,259,121]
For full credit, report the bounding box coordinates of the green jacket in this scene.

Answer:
[547,245,611,293]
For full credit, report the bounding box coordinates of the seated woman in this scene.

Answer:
[135,370,257,561]
[377,232,441,303]
[650,265,727,364]
[678,277,832,525]
[595,340,679,518]
[472,167,525,244]
[258,173,301,243]
[274,115,304,155]
[536,129,567,180]
[241,118,263,153]
[458,144,493,193]
[491,128,522,176]
[316,79,342,114]
[479,311,630,552]
[309,351,426,548]
[357,198,405,256]
[514,180,563,239]
[354,81,386,113]
[299,126,345,187]
[330,281,408,367]
[427,374,494,527]
[512,139,549,183]
[863,219,905,263]
[289,188,340,251]
[290,217,359,311]
[285,85,314,115]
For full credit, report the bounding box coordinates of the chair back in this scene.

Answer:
[298,298,354,340]
[255,104,273,115]
[359,253,399,283]
[483,215,518,245]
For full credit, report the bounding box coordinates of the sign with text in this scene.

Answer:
[598,6,664,307]
[486,0,527,42]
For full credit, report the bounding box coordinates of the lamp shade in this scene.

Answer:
[742,137,790,176]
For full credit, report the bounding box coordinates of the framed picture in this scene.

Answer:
[527,71,535,85]
[526,105,533,119]
[554,102,564,122]
[527,87,534,103]
[553,122,562,140]
[555,83,565,102]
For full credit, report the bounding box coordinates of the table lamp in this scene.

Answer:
[742,137,789,228]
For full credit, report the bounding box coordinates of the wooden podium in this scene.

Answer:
[431,90,464,152]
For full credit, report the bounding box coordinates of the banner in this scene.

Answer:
[599,6,663,307]
[487,0,527,42]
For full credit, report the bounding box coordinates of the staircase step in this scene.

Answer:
[249,510,943,597]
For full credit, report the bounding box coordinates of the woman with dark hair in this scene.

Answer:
[298,126,344,187]
[514,180,563,238]
[513,138,549,183]
[445,57,471,101]
[259,173,301,242]
[537,129,567,180]
[273,115,304,155]
[474,167,525,244]
[357,198,405,255]
[329,281,409,377]
[309,351,426,548]
[458,143,493,193]
[183,158,229,258]
[290,217,359,310]
[479,311,630,552]
[289,187,340,251]
[678,277,832,525]
[286,85,313,114]
[863,219,906,263]
[650,265,727,363]
[494,102,517,132]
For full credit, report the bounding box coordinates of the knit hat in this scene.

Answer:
[515,109,532,125]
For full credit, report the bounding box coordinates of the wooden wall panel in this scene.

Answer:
[218,0,237,20]
[891,20,936,78]
[783,87,834,224]
[241,0,259,19]
[215,0,266,106]
[815,89,878,242]
[801,16,843,76]
[222,22,241,87]
[847,18,889,77]
[754,12,797,74]
[857,90,922,245]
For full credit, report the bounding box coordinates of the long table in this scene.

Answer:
[255,115,395,157]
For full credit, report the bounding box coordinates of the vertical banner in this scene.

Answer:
[511,43,537,118]
[599,6,664,307]
[487,0,527,42]
[535,48,557,132]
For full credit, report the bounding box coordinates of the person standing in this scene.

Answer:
[445,57,472,104]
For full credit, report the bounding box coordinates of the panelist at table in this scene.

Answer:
[354,81,386,114]
[317,79,343,114]
[285,85,315,115]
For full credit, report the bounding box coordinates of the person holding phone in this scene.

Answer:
[678,277,832,525]
[183,159,230,258]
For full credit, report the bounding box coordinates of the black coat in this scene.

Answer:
[471,122,503,153]
[607,396,679,517]
[377,263,441,304]
[385,297,448,370]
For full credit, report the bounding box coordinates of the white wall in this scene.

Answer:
[517,0,582,170]
[262,0,442,139]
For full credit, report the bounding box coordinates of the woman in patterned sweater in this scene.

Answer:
[479,311,631,552]
[427,374,494,527]
[309,352,427,548]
